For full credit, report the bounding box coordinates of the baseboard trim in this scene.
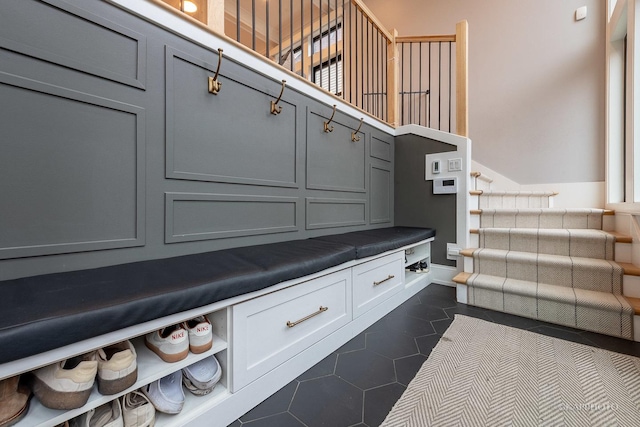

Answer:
[430,264,458,287]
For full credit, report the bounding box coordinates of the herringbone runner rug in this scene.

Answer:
[381,315,640,426]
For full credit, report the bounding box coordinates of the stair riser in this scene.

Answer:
[469,233,479,248]
[461,270,640,299]
[479,213,603,230]
[616,242,632,263]
[456,283,468,304]
[473,178,492,192]
[604,214,615,232]
[478,196,551,209]
[471,258,623,294]
[469,231,630,263]
[624,275,640,298]
[467,287,633,339]
[478,233,615,261]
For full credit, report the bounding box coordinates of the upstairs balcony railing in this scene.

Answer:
[161,0,468,136]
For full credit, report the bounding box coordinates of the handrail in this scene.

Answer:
[396,35,456,43]
[351,0,393,42]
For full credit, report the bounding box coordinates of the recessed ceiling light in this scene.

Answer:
[182,0,198,13]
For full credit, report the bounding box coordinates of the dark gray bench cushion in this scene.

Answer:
[1,240,355,364]
[0,226,433,364]
[313,226,436,259]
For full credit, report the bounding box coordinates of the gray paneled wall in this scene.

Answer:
[0,0,402,281]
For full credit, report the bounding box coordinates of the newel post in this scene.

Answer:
[207,0,225,34]
[455,20,469,137]
[387,28,399,127]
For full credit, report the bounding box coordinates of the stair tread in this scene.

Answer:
[460,248,478,257]
[608,230,633,243]
[617,262,640,276]
[470,190,558,196]
[470,171,493,183]
[471,228,629,242]
[453,272,472,284]
[475,227,614,235]
[471,208,613,214]
[624,296,640,315]
[464,273,640,298]
[460,247,619,264]
[469,228,619,260]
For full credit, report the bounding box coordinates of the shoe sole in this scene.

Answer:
[189,340,213,354]
[0,393,31,427]
[28,374,92,410]
[97,368,138,395]
[145,340,188,363]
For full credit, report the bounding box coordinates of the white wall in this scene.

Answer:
[471,160,605,208]
[364,0,606,187]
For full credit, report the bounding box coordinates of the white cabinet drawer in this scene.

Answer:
[352,252,404,318]
[231,269,352,391]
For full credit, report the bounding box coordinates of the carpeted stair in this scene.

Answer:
[454,183,638,340]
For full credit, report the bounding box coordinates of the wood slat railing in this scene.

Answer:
[159,0,468,135]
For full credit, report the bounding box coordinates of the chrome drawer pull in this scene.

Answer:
[286,306,328,328]
[373,275,395,286]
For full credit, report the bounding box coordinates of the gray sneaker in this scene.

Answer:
[182,356,222,396]
[142,371,184,415]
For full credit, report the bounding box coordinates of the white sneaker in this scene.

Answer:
[30,353,97,410]
[182,356,222,396]
[122,391,155,427]
[182,316,213,354]
[142,372,184,415]
[71,399,123,427]
[145,325,188,363]
[96,341,137,395]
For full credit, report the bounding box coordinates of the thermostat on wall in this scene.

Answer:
[433,177,458,194]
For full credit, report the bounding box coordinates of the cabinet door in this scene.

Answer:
[231,269,352,391]
[352,252,404,318]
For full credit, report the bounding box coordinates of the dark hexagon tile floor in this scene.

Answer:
[335,349,396,390]
[232,283,640,426]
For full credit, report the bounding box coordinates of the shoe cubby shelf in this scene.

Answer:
[15,322,228,426]
[405,270,430,289]
[404,242,430,268]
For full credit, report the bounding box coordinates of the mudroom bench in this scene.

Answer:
[1,226,435,427]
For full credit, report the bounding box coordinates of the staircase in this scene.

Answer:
[453,172,640,341]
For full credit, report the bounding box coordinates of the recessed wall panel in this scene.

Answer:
[306,198,367,230]
[0,74,145,259]
[306,110,366,193]
[0,0,146,88]
[371,136,392,162]
[166,47,297,188]
[370,166,391,224]
[166,193,299,243]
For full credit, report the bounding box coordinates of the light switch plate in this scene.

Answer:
[576,6,587,21]
[448,158,462,172]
